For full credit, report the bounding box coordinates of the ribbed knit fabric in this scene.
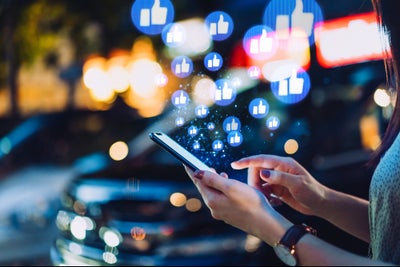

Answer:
[369,131,400,264]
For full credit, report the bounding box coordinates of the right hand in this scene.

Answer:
[231,154,329,216]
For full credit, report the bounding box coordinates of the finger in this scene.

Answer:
[220,172,229,178]
[247,166,264,188]
[197,170,234,193]
[231,154,291,170]
[232,155,303,175]
[260,169,301,190]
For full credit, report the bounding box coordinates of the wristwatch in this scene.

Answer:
[273,224,316,266]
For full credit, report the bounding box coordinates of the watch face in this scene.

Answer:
[273,244,297,266]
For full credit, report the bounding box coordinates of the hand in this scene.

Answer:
[231,154,328,216]
[184,165,291,245]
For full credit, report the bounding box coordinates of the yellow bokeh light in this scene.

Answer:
[130,227,146,241]
[185,198,202,212]
[373,88,391,107]
[127,58,163,98]
[109,141,129,161]
[191,76,216,105]
[284,139,299,155]
[170,192,187,207]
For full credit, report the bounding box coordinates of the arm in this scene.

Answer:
[186,167,393,266]
[316,187,370,243]
[231,154,370,242]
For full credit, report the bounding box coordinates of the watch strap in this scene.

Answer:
[278,223,316,249]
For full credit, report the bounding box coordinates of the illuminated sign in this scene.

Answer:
[315,12,390,68]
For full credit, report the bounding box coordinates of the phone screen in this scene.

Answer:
[149,131,213,171]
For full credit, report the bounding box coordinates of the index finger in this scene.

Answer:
[231,154,287,168]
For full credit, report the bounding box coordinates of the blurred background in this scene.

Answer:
[0,0,391,265]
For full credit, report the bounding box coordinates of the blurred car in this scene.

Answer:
[49,162,267,266]
[0,108,148,265]
[49,105,276,265]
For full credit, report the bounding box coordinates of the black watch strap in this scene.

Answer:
[279,224,316,248]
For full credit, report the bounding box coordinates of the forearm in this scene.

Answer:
[317,186,370,242]
[297,233,393,266]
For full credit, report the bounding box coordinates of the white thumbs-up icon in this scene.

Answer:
[252,100,267,115]
[228,131,242,146]
[289,69,304,94]
[250,29,273,54]
[291,0,314,36]
[209,13,229,35]
[217,14,229,34]
[166,24,183,43]
[151,0,167,25]
[140,0,167,26]
[208,54,220,68]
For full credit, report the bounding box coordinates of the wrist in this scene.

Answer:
[255,211,293,246]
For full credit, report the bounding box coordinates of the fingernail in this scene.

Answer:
[261,169,271,178]
[193,170,204,179]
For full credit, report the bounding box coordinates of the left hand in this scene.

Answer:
[184,165,291,245]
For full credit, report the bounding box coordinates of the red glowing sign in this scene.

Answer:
[314,12,390,68]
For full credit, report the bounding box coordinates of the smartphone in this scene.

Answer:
[149,131,213,172]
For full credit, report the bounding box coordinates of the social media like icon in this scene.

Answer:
[212,140,224,151]
[248,66,261,79]
[205,11,234,41]
[171,56,193,78]
[175,116,185,127]
[162,22,185,47]
[270,67,310,104]
[131,0,175,35]
[171,90,190,108]
[188,125,198,137]
[193,141,201,150]
[207,122,215,131]
[227,131,243,147]
[155,73,168,87]
[204,52,223,72]
[195,105,209,119]
[214,79,236,106]
[263,0,323,45]
[249,98,269,119]
[243,25,278,61]
[223,116,241,133]
[266,116,280,130]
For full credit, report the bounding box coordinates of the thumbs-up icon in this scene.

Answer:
[195,105,209,118]
[249,98,269,119]
[223,116,241,133]
[139,0,167,26]
[172,90,189,108]
[180,58,189,73]
[206,11,233,41]
[250,29,273,54]
[267,116,280,130]
[229,118,239,131]
[166,24,183,44]
[210,14,229,35]
[291,0,314,36]
[172,56,193,78]
[204,52,223,71]
[288,69,304,94]
[208,54,220,68]
[175,116,184,127]
[188,126,198,136]
[151,0,167,25]
[212,140,223,151]
[227,131,243,147]
[222,82,233,100]
[217,14,229,34]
